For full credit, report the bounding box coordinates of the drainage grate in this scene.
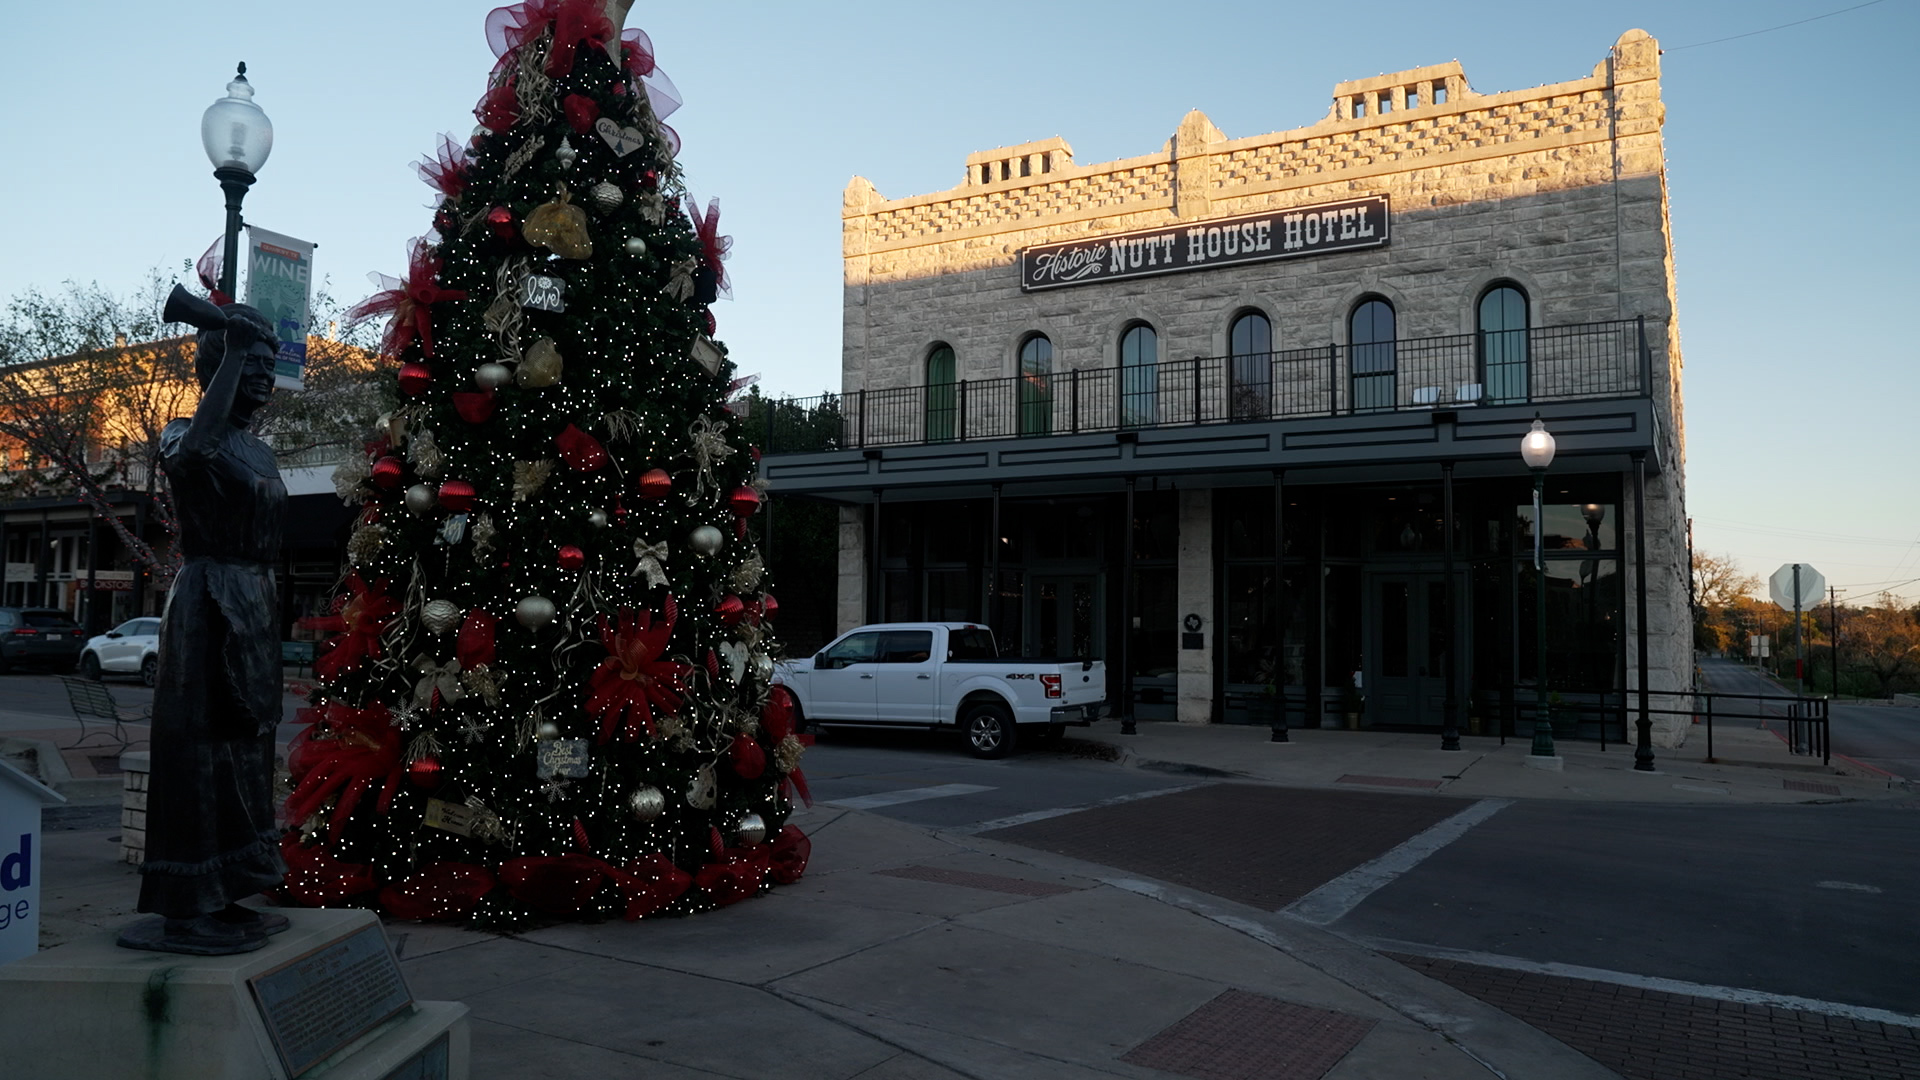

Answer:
[1121,989,1376,1080]
[873,865,1079,897]
[1783,778,1843,796]
[1336,774,1443,790]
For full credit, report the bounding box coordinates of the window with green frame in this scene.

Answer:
[1478,284,1529,404]
[925,344,956,441]
[1018,335,1052,435]
[1119,323,1158,426]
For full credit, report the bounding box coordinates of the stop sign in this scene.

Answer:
[1769,563,1825,611]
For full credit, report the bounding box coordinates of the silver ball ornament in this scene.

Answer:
[536,720,561,740]
[589,181,625,212]
[515,594,557,628]
[421,599,462,636]
[735,813,767,847]
[623,237,647,256]
[628,785,666,823]
[404,483,436,516]
[588,509,610,528]
[751,651,774,682]
[475,362,512,389]
[688,525,725,557]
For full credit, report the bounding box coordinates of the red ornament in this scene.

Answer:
[729,735,767,780]
[715,594,746,626]
[370,456,403,489]
[456,609,497,670]
[557,545,586,571]
[407,755,443,790]
[561,93,600,135]
[637,468,672,498]
[613,495,628,523]
[760,593,779,620]
[556,423,609,471]
[728,485,761,518]
[452,389,497,425]
[703,309,717,336]
[398,362,432,396]
[437,479,476,513]
[639,168,658,191]
[487,205,515,240]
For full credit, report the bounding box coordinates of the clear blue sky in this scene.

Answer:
[3,1,1914,602]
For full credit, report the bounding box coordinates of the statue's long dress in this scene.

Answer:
[136,418,288,919]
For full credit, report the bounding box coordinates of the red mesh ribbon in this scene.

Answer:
[685,196,732,299]
[546,0,613,75]
[457,608,497,669]
[619,28,683,153]
[279,834,377,907]
[728,734,766,780]
[762,686,813,807]
[474,78,519,132]
[413,133,471,200]
[561,93,599,134]
[379,863,496,921]
[196,235,231,307]
[555,423,608,471]
[500,853,690,920]
[304,574,400,680]
[484,0,563,61]
[283,703,403,842]
[348,240,468,359]
[695,845,771,906]
[768,826,811,884]
[586,605,694,743]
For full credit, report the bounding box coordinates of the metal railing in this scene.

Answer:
[766,318,1652,454]
[1488,687,1829,766]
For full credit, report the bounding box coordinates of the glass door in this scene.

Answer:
[1365,571,1461,727]
[1031,574,1099,659]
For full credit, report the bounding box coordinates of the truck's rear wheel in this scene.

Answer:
[963,702,1016,759]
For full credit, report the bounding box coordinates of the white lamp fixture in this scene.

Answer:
[200,63,273,175]
[1520,417,1556,470]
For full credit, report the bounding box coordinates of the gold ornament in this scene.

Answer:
[409,428,445,480]
[522,183,592,259]
[471,513,498,558]
[775,734,805,774]
[666,256,697,300]
[347,523,387,565]
[513,460,555,501]
[517,337,563,388]
[332,457,370,503]
[460,663,504,706]
[729,555,764,592]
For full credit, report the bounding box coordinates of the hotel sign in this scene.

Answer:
[1019,195,1390,292]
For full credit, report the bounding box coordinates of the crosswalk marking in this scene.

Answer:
[825,783,995,809]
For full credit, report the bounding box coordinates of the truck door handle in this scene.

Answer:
[916,674,931,680]
[859,674,874,679]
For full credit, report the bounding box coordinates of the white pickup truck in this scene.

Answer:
[773,623,1106,758]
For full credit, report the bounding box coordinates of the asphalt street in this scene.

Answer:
[1701,655,1920,780]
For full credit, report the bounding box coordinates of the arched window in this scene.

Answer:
[925,344,957,442]
[1349,298,1396,412]
[1477,284,1529,405]
[1119,323,1158,427]
[1018,334,1053,436]
[1228,311,1272,419]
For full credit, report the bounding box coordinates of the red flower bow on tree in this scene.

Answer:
[414,134,471,201]
[685,195,732,299]
[762,685,813,807]
[283,703,404,842]
[546,0,613,76]
[349,240,468,360]
[586,604,694,744]
[474,77,519,132]
[304,574,400,680]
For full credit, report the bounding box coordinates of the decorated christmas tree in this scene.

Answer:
[280,0,808,927]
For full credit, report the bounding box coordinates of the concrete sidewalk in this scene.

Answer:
[1071,716,1908,806]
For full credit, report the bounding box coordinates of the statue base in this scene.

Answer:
[0,908,468,1080]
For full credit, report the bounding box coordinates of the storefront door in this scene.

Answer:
[1366,571,1461,727]
[1031,574,1099,659]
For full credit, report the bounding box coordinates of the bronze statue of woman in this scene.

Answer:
[119,286,291,955]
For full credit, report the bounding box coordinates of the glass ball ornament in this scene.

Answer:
[588,509,609,528]
[728,485,762,519]
[628,785,666,823]
[437,479,476,513]
[404,483,436,516]
[688,525,724,557]
[536,719,561,740]
[475,362,512,389]
[370,456,403,489]
[407,755,443,790]
[398,362,432,397]
[624,237,647,256]
[637,468,672,498]
[557,545,586,571]
[735,813,767,846]
[421,599,462,635]
[515,594,557,628]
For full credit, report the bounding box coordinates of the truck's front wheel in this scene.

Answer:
[962,702,1016,759]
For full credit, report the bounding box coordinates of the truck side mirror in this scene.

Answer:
[815,653,831,669]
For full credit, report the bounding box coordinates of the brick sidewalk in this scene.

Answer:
[1391,953,1920,1079]
[984,783,1471,910]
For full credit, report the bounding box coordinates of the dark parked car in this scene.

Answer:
[0,607,88,673]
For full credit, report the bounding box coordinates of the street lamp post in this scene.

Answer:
[1520,417,1557,757]
[200,63,273,299]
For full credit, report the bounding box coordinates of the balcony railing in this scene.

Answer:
[765,318,1653,454]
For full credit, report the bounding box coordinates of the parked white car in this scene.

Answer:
[774,623,1107,758]
[79,617,161,686]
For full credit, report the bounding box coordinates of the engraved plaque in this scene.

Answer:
[521,274,566,312]
[536,737,591,778]
[423,798,476,837]
[248,924,414,1077]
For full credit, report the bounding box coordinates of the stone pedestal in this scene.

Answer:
[0,908,468,1080]
[119,749,150,864]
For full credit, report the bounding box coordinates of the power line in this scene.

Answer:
[1667,0,1890,50]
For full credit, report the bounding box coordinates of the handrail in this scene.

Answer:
[767,318,1650,453]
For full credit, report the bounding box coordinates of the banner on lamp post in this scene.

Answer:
[244,225,314,391]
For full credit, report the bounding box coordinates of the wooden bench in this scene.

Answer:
[61,675,151,752]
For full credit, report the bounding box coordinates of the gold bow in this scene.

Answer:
[632,539,670,587]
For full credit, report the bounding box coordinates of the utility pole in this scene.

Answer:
[1829,585,1841,698]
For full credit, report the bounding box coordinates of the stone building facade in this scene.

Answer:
[768,30,1691,747]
